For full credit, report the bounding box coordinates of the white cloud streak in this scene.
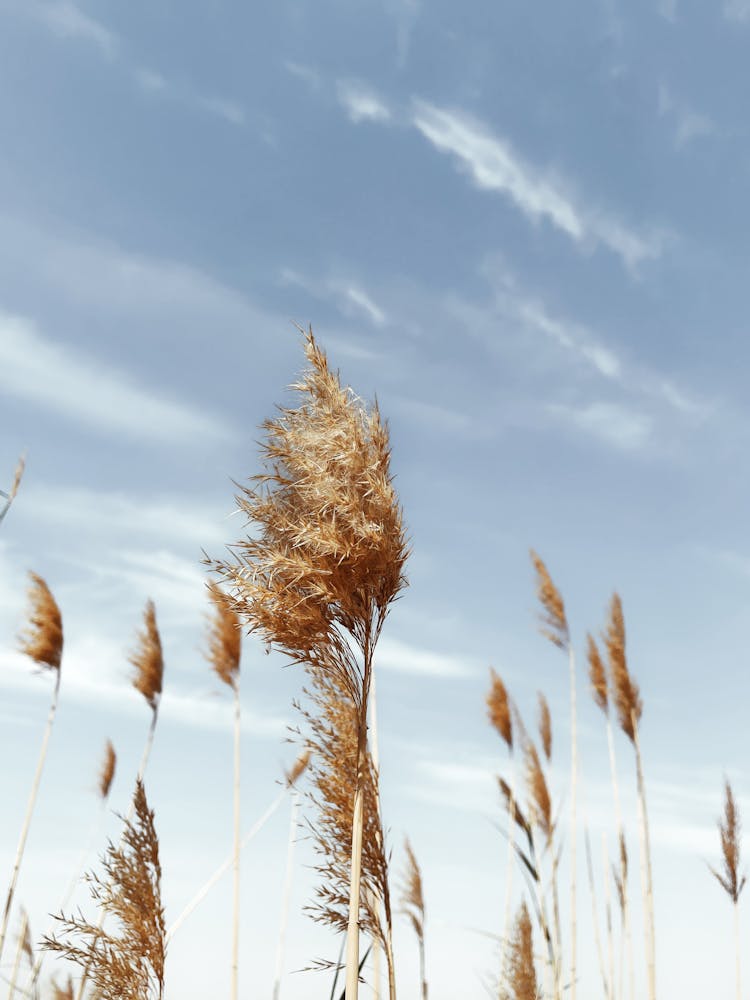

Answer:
[547,401,652,451]
[337,79,392,123]
[411,101,662,268]
[27,0,116,56]
[376,635,477,677]
[724,0,750,20]
[0,311,233,445]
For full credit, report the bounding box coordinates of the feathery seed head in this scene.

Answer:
[98,740,117,800]
[51,976,74,1000]
[529,550,568,650]
[502,900,541,1000]
[487,668,513,751]
[400,837,425,941]
[285,748,311,788]
[537,692,552,762]
[205,582,241,688]
[130,600,164,714]
[709,778,746,905]
[524,742,552,845]
[18,572,63,672]
[604,593,642,743]
[209,328,408,708]
[587,633,608,714]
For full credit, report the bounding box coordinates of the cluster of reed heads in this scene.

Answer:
[0,331,743,1000]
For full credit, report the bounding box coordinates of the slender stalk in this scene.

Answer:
[385,932,398,1000]
[631,715,655,1000]
[369,672,382,1000]
[550,848,563,1000]
[272,790,300,1000]
[231,682,241,1000]
[735,900,741,1000]
[0,670,61,964]
[584,826,609,1000]
[568,643,578,1000]
[167,788,286,943]
[602,835,615,1000]
[498,765,517,995]
[7,910,29,1000]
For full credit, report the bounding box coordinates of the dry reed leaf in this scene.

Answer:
[130,601,164,713]
[205,582,241,689]
[498,777,533,850]
[18,572,63,672]
[537,692,552,762]
[400,838,425,941]
[44,779,166,1000]
[604,593,642,743]
[709,778,746,905]
[487,668,513,751]
[209,327,409,709]
[501,900,541,1000]
[586,633,608,714]
[529,551,568,650]
[98,740,117,800]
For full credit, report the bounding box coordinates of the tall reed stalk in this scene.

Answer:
[209,328,408,1000]
[272,787,301,1000]
[7,909,31,1000]
[708,779,745,1000]
[205,583,242,1000]
[0,573,63,966]
[486,668,514,992]
[530,551,577,1000]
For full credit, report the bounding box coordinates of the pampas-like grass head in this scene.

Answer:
[44,779,166,1000]
[98,740,117,800]
[709,778,746,905]
[210,328,409,707]
[18,572,63,672]
[501,900,541,1000]
[604,593,642,742]
[400,838,425,940]
[529,551,568,650]
[587,633,608,714]
[487,668,513,751]
[285,748,311,789]
[537,692,552,762]
[130,601,163,713]
[205,582,241,689]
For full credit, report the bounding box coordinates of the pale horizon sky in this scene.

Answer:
[1,2,750,998]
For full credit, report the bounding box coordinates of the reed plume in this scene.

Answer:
[210,328,408,999]
[98,741,117,801]
[604,593,653,1000]
[300,667,396,999]
[400,838,427,1000]
[500,901,541,1000]
[0,574,63,965]
[51,976,73,1000]
[537,693,552,763]
[205,582,242,1000]
[530,551,577,1000]
[487,669,514,752]
[44,779,166,1000]
[0,453,25,527]
[708,778,746,1000]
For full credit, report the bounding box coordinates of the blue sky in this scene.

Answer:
[1,1,750,997]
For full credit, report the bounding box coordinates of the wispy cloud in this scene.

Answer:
[134,67,245,126]
[410,100,662,268]
[337,79,392,123]
[283,60,322,91]
[22,0,116,56]
[376,635,477,677]
[280,267,388,327]
[658,84,714,149]
[0,311,233,445]
[547,400,652,451]
[724,0,750,21]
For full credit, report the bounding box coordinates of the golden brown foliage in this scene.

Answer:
[98,740,117,800]
[529,551,568,650]
[537,692,552,762]
[524,742,552,845]
[501,901,541,1000]
[299,669,392,946]
[587,633,608,714]
[709,779,746,905]
[130,601,164,713]
[44,780,166,1000]
[604,594,642,743]
[487,668,513,751]
[285,748,311,789]
[205,582,241,689]
[18,572,63,672]
[209,328,408,709]
[51,975,74,1000]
